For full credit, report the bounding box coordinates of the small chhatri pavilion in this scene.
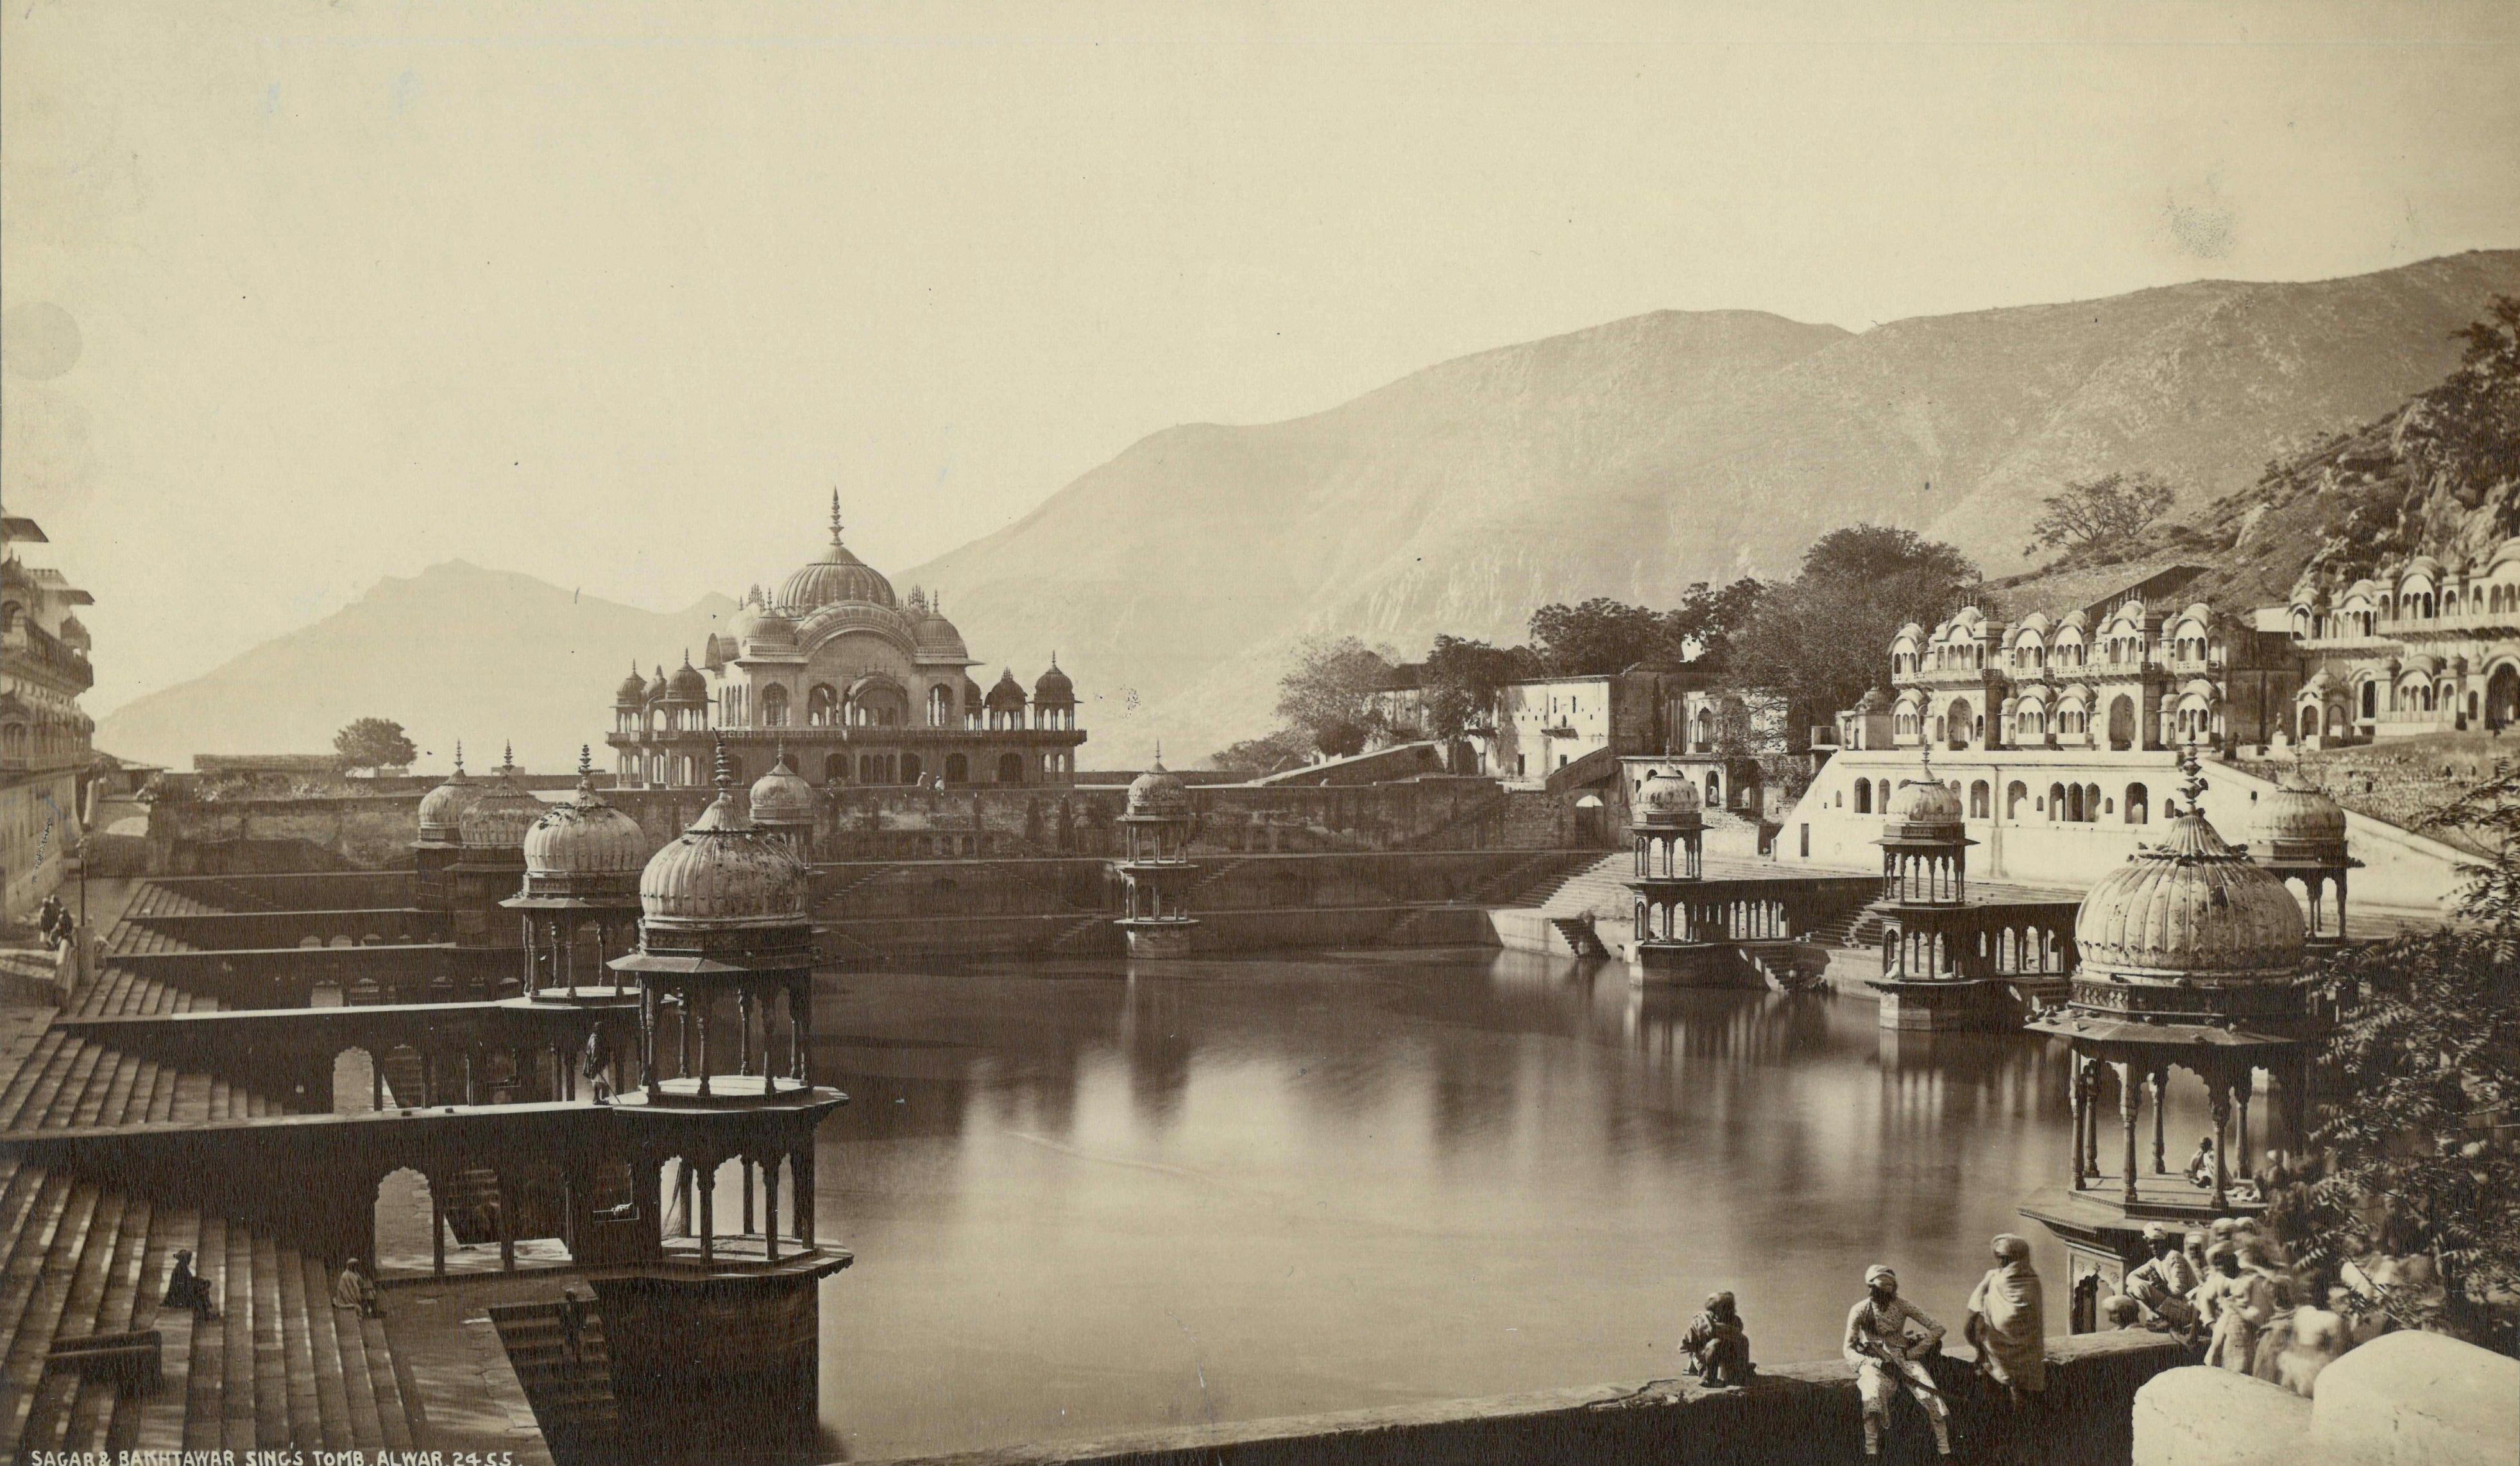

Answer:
[1865,750,2079,1029]
[2020,746,2324,1330]
[1114,747,1199,957]
[1625,767,1707,978]
[504,745,652,1002]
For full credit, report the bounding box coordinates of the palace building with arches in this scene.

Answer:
[606,495,1085,797]
[2276,536,2520,744]
[1775,568,2460,921]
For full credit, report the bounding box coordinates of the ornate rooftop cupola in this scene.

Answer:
[411,740,485,936]
[445,744,545,989]
[747,742,817,855]
[1114,744,1199,957]
[1624,767,1713,978]
[2023,745,2321,1328]
[2253,768,2359,940]
[506,746,652,1000]
[612,737,821,1105]
[1877,748,1971,906]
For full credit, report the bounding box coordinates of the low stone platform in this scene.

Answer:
[864,1329,2186,1466]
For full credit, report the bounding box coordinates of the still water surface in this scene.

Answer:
[805,948,2193,1460]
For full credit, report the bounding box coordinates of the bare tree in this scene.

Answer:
[2025,471,2177,556]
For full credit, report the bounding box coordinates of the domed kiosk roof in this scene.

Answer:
[776,493,897,613]
[2072,749,2306,983]
[458,745,547,853]
[1125,747,1191,819]
[749,746,817,827]
[1631,769,1703,831]
[615,664,650,706]
[414,742,484,846]
[637,741,812,933]
[2256,769,2352,867]
[520,746,651,891]
[1878,752,1972,848]
[985,667,1028,712]
[1034,656,1075,704]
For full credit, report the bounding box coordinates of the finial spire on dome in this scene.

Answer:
[1918,745,1934,781]
[2177,740,2206,810]
[775,738,790,772]
[577,744,595,782]
[1152,739,1165,771]
[829,489,846,543]
[502,740,516,772]
[453,740,464,774]
[713,734,735,794]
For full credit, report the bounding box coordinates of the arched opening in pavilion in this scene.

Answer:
[1945,699,1973,749]
[334,1045,382,1112]
[2007,781,2028,819]
[2489,665,2520,730]
[997,752,1025,784]
[2124,783,2149,825]
[1854,779,1872,815]
[374,1166,443,1280]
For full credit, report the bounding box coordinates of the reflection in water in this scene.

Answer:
[809,948,2172,1461]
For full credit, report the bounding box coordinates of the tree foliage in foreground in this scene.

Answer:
[333,717,418,773]
[2293,763,2520,1347]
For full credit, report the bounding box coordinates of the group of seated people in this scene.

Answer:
[2099,1206,2425,1399]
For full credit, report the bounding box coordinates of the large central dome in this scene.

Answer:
[777,491,897,613]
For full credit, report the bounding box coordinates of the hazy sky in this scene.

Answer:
[5,0,2516,715]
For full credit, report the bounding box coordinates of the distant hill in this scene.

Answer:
[902,251,2520,763]
[98,253,2520,772]
[96,561,738,773]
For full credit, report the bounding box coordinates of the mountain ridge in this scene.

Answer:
[95,251,2520,772]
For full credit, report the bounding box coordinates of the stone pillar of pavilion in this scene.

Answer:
[504,744,650,1024]
[447,744,543,999]
[2020,746,2319,1333]
[2254,768,2360,945]
[1114,747,1199,958]
[409,742,483,944]
[1867,751,2013,1030]
[1625,768,1726,984]
[600,737,852,1459]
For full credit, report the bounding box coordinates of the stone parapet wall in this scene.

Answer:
[136,776,1585,875]
[867,1329,2183,1466]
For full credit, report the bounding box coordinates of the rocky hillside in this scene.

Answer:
[905,251,2520,762]
[96,562,737,772]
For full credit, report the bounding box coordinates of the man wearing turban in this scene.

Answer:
[1964,1234,2045,1400]
[1843,1264,1951,1458]
[1680,1290,1751,1387]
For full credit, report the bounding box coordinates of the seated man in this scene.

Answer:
[2183,1134,2218,1188]
[332,1256,384,1318]
[1844,1265,1950,1460]
[1680,1291,1751,1387]
[2124,1222,2202,1338]
[162,1249,221,1322]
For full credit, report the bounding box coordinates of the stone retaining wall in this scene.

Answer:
[866,1329,2184,1466]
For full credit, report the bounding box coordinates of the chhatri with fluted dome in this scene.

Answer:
[2252,768,2360,939]
[1862,749,2081,1031]
[606,492,1084,796]
[747,744,818,853]
[1624,765,1713,977]
[1114,747,1200,957]
[609,741,824,1105]
[503,747,654,1000]
[2022,747,2329,1308]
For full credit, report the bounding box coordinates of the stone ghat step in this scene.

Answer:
[488,1301,624,1459]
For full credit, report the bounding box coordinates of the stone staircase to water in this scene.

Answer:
[488,1299,622,1466]
[0,880,432,1458]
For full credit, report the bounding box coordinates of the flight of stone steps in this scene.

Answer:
[488,1299,623,1466]
[0,879,431,1456]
